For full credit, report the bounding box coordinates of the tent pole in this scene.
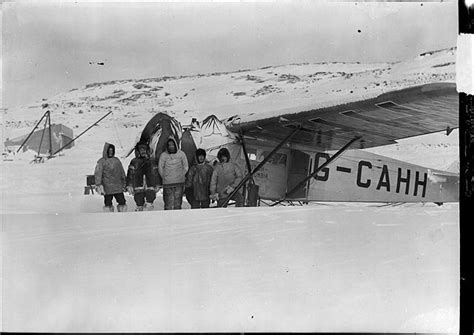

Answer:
[16,111,48,153]
[37,115,50,156]
[51,111,113,156]
[47,111,53,157]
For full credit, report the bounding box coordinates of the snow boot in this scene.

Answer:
[144,202,154,211]
[135,206,144,212]
[117,204,128,212]
[103,206,114,212]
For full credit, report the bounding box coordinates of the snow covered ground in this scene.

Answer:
[1,48,459,332]
[0,129,460,333]
[2,204,459,332]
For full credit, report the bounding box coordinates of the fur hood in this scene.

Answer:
[165,136,179,154]
[102,142,115,159]
[134,142,152,158]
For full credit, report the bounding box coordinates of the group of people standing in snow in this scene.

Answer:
[94,137,243,212]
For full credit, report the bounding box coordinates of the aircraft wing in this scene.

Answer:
[229,83,458,151]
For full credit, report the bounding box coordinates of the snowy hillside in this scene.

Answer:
[2,47,456,140]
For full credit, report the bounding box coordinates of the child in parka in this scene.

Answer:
[185,148,214,209]
[94,142,127,212]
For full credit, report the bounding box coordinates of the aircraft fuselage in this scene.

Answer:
[235,142,459,203]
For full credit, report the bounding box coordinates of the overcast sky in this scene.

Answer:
[2,1,457,109]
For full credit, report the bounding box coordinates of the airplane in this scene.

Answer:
[129,82,459,207]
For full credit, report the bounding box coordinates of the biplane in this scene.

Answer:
[131,82,459,206]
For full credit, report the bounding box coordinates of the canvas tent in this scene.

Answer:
[136,112,183,161]
[132,112,241,165]
[4,124,74,155]
[132,112,245,204]
[186,114,240,161]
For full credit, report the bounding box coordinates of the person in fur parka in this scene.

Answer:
[126,141,159,211]
[158,136,189,210]
[185,148,214,209]
[94,142,127,212]
[210,147,243,207]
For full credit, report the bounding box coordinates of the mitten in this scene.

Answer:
[96,185,105,195]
